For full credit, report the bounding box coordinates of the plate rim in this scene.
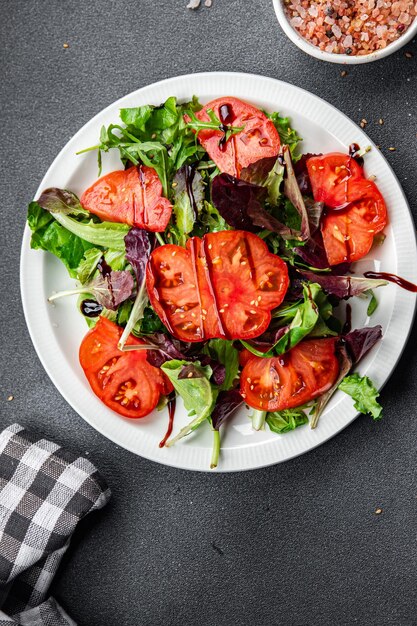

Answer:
[20,70,417,472]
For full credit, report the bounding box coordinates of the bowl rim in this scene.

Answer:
[272,0,417,64]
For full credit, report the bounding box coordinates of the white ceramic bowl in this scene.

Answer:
[273,0,417,64]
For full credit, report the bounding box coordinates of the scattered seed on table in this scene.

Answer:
[63,43,69,49]
[375,507,383,515]
[340,70,348,77]
[388,146,396,151]
[360,118,368,128]
[379,118,384,125]
[7,395,14,402]
[405,51,413,58]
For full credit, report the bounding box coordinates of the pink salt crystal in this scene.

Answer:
[324,15,335,23]
[344,34,353,45]
[376,23,388,35]
[317,16,324,24]
[308,4,319,16]
[399,11,411,21]
[361,12,370,18]
[290,16,304,26]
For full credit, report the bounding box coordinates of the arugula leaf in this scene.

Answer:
[266,408,309,434]
[338,373,382,420]
[162,360,217,446]
[202,339,239,391]
[27,202,94,278]
[267,112,302,156]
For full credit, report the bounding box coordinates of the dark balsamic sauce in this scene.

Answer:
[342,303,352,334]
[185,164,198,219]
[80,299,103,318]
[218,103,235,152]
[219,104,234,125]
[97,256,116,308]
[363,271,417,292]
[159,396,176,448]
[348,142,364,167]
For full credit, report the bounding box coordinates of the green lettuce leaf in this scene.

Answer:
[28,202,94,278]
[162,360,217,446]
[266,408,309,434]
[202,339,239,391]
[338,373,382,420]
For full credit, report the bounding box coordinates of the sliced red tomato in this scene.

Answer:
[79,317,173,419]
[146,230,289,342]
[240,338,339,412]
[191,97,280,178]
[81,165,172,232]
[307,153,364,208]
[307,154,388,266]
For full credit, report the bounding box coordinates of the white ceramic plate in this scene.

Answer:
[20,72,417,472]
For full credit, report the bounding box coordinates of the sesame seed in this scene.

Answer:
[172,251,176,256]
[378,118,384,125]
[375,507,383,515]
[340,70,348,77]
[388,147,396,151]
[405,51,413,59]
[360,118,367,128]
[63,43,69,49]
[7,395,14,402]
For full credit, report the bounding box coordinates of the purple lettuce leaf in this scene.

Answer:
[305,198,324,234]
[211,389,244,431]
[343,326,383,364]
[298,269,388,299]
[293,153,321,195]
[211,173,298,239]
[37,187,88,217]
[311,344,352,429]
[211,173,265,232]
[144,333,226,386]
[124,227,155,285]
[282,146,310,241]
[239,156,278,185]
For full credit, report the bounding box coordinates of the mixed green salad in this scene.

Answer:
[27,94,393,468]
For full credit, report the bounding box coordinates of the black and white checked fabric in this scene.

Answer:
[0,424,111,625]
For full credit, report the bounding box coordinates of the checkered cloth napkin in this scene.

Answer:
[0,424,111,625]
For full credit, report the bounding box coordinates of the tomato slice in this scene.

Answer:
[307,154,364,208]
[240,338,339,412]
[192,97,280,178]
[81,165,172,232]
[79,317,173,419]
[307,154,388,266]
[146,230,289,342]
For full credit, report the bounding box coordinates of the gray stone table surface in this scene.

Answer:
[1,1,417,624]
